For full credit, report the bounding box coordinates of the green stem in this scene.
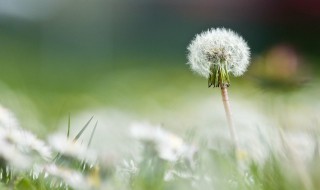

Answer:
[208,64,230,88]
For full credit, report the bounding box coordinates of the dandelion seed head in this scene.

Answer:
[187,28,250,78]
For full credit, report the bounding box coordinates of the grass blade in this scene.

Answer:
[67,113,71,139]
[88,121,98,148]
[73,116,94,142]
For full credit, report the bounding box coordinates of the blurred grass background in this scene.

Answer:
[0,0,319,134]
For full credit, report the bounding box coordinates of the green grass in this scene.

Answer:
[1,46,320,189]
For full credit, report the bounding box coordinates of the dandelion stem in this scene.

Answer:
[220,85,239,152]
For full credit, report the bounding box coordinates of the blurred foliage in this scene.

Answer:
[0,1,319,132]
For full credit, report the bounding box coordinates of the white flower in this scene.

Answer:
[0,105,51,161]
[48,133,97,164]
[0,105,19,128]
[130,122,196,162]
[5,129,52,160]
[187,28,250,87]
[42,164,90,190]
[0,129,31,169]
[0,127,52,169]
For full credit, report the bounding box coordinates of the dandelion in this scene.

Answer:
[187,28,250,87]
[187,28,251,152]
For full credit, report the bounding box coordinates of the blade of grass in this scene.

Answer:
[54,116,94,162]
[80,121,98,171]
[67,113,71,139]
[52,152,62,162]
[88,121,98,148]
[73,116,94,142]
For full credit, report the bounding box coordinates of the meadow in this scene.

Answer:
[1,52,320,189]
[0,1,319,189]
